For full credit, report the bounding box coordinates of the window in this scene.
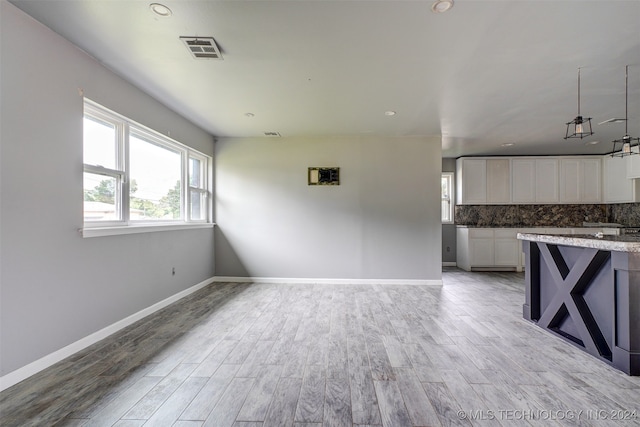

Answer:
[83,99,212,236]
[441,172,454,223]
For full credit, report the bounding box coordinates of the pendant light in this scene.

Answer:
[611,65,640,157]
[565,68,594,139]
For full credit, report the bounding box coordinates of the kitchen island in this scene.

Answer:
[518,232,640,375]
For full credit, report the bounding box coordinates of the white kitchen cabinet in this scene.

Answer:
[560,158,581,203]
[536,158,559,203]
[494,229,519,266]
[604,154,640,203]
[456,158,487,204]
[626,148,640,179]
[486,159,511,204]
[512,158,558,204]
[457,227,520,271]
[458,155,601,205]
[581,158,602,202]
[511,159,536,203]
[470,237,494,266]
[559,158,601,203]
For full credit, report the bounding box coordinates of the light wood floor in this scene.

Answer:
[1,269,639,426]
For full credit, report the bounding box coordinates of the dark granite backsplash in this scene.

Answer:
[608,203,640,226]
[455,203,640,227]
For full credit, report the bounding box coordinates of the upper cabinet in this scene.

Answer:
[512,158,560,204]
[559,158,601,203]
[511,159,536,203]
[486,159,511,204]
[456,158,511,205]
[581,158,602,202]
[457,156,603,205]
[535,158,560,203]
[628,154,640,179]
[604,154,640,203]
[456,158,486,204]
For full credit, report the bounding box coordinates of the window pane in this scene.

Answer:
[441,176,450,199]
[441,200,451,222]
[190,190,206,220]
[441,173,453,223]
[189,157,202,187]
[129,135,182,220]
[84,172,118,221]
[83,116,116,169]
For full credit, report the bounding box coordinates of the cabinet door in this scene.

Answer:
[581,158,601,202]
[511,159,536,203]
[458,159,487,204]
[494,239,519,266]
[536,159,559,203]
[560,159,581,203]
[604,154,636,202]
[470,238,494,266]
[486,159,511,204]
[627,150,640,179]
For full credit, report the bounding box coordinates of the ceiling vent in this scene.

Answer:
[264,132,281,137]
[180,37,223,60]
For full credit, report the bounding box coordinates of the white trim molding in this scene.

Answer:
[0,276,215,392]
[442,262,457,267]
[81,223,214,238]
[213,276,443,286]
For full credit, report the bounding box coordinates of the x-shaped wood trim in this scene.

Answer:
[535,243,612,360]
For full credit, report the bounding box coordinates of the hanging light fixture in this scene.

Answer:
[611,65,640,157]
[565,68,594,139]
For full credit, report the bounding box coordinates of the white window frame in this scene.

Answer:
[82,99,213,237]
[441,172,454,224]
[187,151,210,223]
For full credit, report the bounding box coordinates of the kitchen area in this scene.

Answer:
[445,154,640,375]
[447,155,640,272]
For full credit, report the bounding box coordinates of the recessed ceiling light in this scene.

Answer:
[431,0,454,13]
[245,113,255,118]
[501,143,515,147]
[585,140,600,145]
[384,111,396,116]
[150,3,172,17]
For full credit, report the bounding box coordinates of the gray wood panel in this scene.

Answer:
[203,377,255,427]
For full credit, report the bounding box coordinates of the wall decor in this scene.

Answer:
[308,167,340,185]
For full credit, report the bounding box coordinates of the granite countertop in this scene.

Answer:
[517,233,640,253]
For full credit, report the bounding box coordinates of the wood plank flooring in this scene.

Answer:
[1,269,639,426]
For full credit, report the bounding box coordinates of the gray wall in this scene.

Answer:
[442,158,457,264]
[0,2,215,377]
[215,136,442,280]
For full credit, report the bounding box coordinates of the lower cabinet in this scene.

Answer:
[456,227,620,272]
[457,228,522,272]
[494,229,520,266]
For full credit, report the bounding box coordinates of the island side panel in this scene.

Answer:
[612,252,640,376]
[521,238,639,375]
[522,240,541,322]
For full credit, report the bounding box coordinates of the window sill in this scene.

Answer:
[80,222,215,238]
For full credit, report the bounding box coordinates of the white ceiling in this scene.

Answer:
[10,0,640,158]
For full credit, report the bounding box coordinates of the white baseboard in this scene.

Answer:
[0,276,215,392]
[213,276,442,286]
[442,262,457,267]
